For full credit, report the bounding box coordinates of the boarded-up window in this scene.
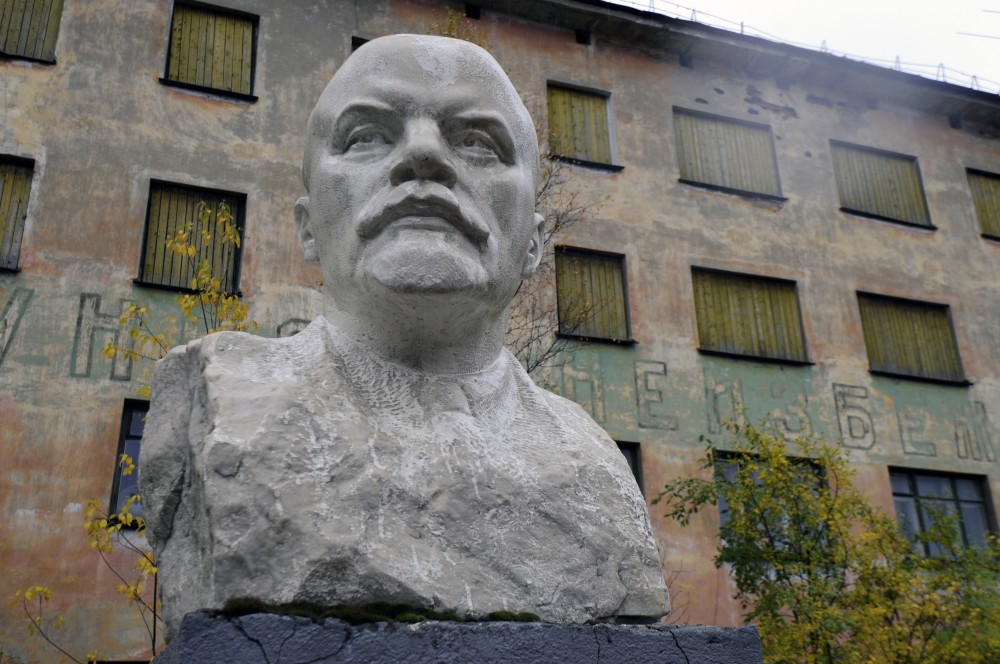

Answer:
[968,169,1000,238]
[692,269,808,362]
[830,142,930,226]
[547,85,613,165]
[0,157,33,271]
[555,247,629,341]
[673,109,781,197]
[0,0,63,62]
[164,3,257,96]
[857,293,964,383]
[139,181,245,293]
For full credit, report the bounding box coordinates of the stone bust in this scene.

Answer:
[140,34,669,640]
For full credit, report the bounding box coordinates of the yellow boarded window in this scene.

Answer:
[967,169,1000,238]
[692,269,808,363]
[555,248,629,341]
[547,86,613,165]
[139,181,245,294]
[830,142,930,226]
[0,157,33,271]
[673,109,781,197]
[0,0,63,61]
[857,293,965,383]
[165,4,256,96]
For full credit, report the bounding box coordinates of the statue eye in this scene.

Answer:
[454,131,500,159]
[345,127,392,151]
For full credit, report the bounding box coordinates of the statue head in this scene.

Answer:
[296,34,544,320]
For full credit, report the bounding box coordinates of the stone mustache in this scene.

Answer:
[139,34,670,640]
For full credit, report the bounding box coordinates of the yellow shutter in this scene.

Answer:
[555,248,629,341]
[141,183,243,293]
[167,5,254,96]
[673,110,781,196]
[857,294,964,382]
[968,170,1000,238]
[830,143,930,226]
[0,0,63,61]
[0,159,33,270]
[692,270,807,362]
[547,86,612,164]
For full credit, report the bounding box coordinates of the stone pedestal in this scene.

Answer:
[156,611,763,664]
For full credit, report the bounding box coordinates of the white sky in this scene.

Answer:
[608,0,1000,93]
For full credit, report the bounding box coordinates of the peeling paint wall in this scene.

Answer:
[2,0,1000,660]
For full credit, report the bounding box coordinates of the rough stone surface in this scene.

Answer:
[141,319,669,639]
[156,611,763,664]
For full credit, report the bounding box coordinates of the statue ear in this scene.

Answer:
[521,212,545,278]
[295,197,319,264]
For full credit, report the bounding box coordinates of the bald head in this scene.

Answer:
[303,34,539,190]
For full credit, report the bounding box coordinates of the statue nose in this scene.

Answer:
[389,123,458,188]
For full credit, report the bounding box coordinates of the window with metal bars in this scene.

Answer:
[691,269,808,363]
[673,108,782,199]
[137,181,245,294]
[0,0,63,62]
[109,400,148,525]
[0,156,33,271]
[856,293,965,384]
[547,85,616,168]
[967,168,1000,239]
[162,3,258,99]
[890,469,993,557]
[555,247,630,342]
[830,141,931,227]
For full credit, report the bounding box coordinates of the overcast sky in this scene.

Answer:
[608,0,1000,93]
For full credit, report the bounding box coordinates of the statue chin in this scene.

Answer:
[366,234,488,295]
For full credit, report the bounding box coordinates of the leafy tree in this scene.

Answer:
[656,420,1000,663]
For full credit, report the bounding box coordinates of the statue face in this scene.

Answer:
[297,35,542,314]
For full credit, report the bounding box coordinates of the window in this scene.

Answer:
[0,156,33,271]
[547,85,615,167]
[555,247,630,342]
[967,169,1000,239]
[163,3,257,99]
[137,181,245,293]
[616,441,643,494]
[830,141,931,227]
[891,469,992,557]
[691,269,808,363]
[109,400,148,521]
[715,454,821,530]
[673,108,782,198]
[857,293,965,383]
[0,0,63,62]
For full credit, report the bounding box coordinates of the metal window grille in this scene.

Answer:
[0,157,33,270]
[830,142,930,226]
[165,3,256,96]
[857,293,964,383]
[139,181,245,294]
[0,0,63,61]
[555,247,630,341]
[692,269,808,362]
[547,85,612,164]
[673,108,781,197]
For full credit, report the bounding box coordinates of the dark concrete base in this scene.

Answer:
[157,611,763,663]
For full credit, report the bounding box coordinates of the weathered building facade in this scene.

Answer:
[3,0,1000,659]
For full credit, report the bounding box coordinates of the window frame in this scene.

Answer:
[967,168,1000,241]
[135,179,247,296]
[554,245,634,344]
[889,468,995,557]
[0,154,35,272]
[672,107,786,202]
[160,1,260,102]
[0,0,64,64]
[616,441,644,495]
[108,399,149,526]
[829,140,933,229]
[546,82,622,172]
[856,291,968,386]
[691,267,811,365]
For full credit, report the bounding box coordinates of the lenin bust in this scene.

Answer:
[140,34,670,640]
